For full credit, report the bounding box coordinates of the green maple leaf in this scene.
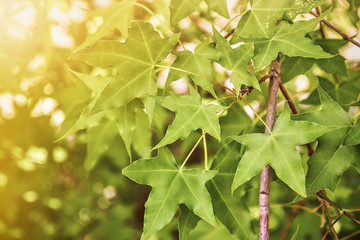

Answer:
[153,86,224,149]
[207,142,256,239]
[247,12,333,70]
[77,0,135,50]
[302,77,360,106]
[212,26,260,94]
[282,55,346,83]
[281,39,347,83]
[231,0,327,40]
[231,106,331,196]
[122,148,217,240]
[293,86,356,194]
[170,0,229,25]
[295,87,360,194]
[70,21,179,115]
[167,39,218,97]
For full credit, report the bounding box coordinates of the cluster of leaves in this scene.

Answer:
[0,0,359,239]
[60,0,360,239]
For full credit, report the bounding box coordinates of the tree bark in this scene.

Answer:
[259,59,281,240]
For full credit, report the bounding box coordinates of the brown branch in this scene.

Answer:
[279,200,305,240]
[322,214,342,240]
[279,80,298,114]
[310,11,360,48]
[224,28,235,39]
[322,205,339,240]
[316,7,326,39]
[259,59,281,240]
[343,211,360,225]
[278,80,315,156]
[260,72,276,84]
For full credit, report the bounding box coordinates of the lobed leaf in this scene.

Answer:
[122,148,217,240]
[153,86,224,149]
[70,21,179,115]
[231,105,332,196]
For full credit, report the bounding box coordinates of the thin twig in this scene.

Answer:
[279,80,298,114]
[343,211,360,225]
[224,29,235,39]
[310,11,360,48]
[340,229,360,240]
[322,214,342,240]
[322,203,339,240]
[259,72,276,84]
[218,98,238,118]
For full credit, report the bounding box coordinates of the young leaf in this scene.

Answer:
[207,142,256,239]
[167,39,218,97]
[231,0,327,40]
[153,87,224,149]
[231,106,331,196]
[212,26,260,93]
[293,86,354,194]
[70,21,179,115]
[122,148,217,240]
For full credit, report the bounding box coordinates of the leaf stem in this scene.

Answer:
[218,98,238,118]
[179,131,206,171]
[202,130,208,170]
[240,95,273,135]
[322,214,342,240]
[220,14,241,33]
[322,204,339,240]
[155,65,236,93]
[206,95,236,105]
